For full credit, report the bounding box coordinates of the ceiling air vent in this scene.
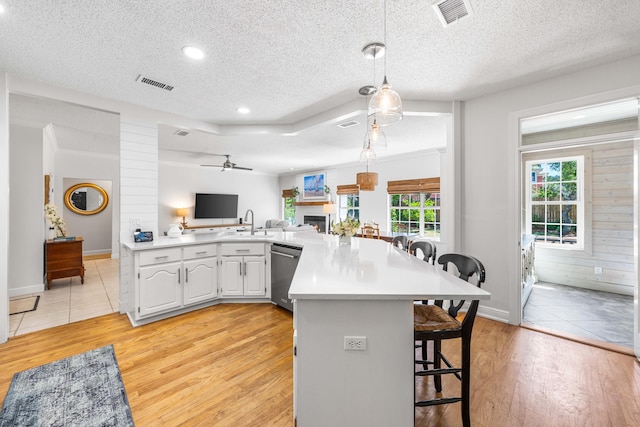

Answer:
[337,120,359,129]
[136,74,174,91]
[173,129,190,137]
[432,0,473,27]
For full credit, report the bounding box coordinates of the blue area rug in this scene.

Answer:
[0,345,134,426]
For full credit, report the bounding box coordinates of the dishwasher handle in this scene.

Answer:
[270,250,298,259]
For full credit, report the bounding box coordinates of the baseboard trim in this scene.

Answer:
[477,305,510,324]
[521,321,634,357]
[83,253,112,261]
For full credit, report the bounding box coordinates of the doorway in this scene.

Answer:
[517,98,638,352]
[8,94,120,337]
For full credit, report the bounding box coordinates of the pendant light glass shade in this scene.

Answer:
[360,145,377,162]
[366,116,387,150]
[368,76,402,126]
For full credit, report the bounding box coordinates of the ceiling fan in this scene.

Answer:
[201,154,253,172]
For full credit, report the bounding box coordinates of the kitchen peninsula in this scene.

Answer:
[122,231,490,427]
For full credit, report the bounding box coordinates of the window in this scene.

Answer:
[526,156,583,248]
[338,194,359,221]
[389,192,440,239]
[283,197,296,225]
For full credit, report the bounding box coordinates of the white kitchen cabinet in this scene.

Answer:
[124,240,270,326]
[136,245,219,319]
[220,243,267,297]
[244,256,266,296]
[220,256,243,296]
[138,258,182,317]
[183,244,218,305]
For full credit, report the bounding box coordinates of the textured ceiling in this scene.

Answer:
[4,0,640,174]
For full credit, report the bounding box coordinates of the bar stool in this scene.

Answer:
[414,253,486,427]
[408,240,436,264]
[391,235,409,251]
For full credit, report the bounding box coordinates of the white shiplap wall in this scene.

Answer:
[119,117,158,243]
[532,140,634,295]
[119,116,158,314]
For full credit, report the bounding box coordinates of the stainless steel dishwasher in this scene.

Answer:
[270,243,302,312]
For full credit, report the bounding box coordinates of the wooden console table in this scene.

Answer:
[45,236,85,289]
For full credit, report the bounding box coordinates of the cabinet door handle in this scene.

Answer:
[178,269,181,284]
[185,267,189,283]
[243,261,247,276]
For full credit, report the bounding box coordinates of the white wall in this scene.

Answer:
[279,151,443,231]
[9,124,45,296]
[1,72,9,342]
[158,163,280,233]
[62,178,113,255]
[462,54,640,324]
[55,152,119,257]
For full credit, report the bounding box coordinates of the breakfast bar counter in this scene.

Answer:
[288,236,490,427]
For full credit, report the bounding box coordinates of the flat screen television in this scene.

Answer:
[194,193,238,219]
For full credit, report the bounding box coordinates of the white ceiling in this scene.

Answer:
[4,0,640,174]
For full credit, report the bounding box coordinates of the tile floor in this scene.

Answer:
[523,281,634,349]
[9,258,119,337]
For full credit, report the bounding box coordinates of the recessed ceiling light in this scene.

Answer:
[0,4,5,13]
[237,107,250,114]
[182,46,204,60]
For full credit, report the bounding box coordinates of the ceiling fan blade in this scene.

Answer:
[232,166,253,171]
[200,164,224,167]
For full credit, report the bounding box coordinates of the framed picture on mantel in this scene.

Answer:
[303,172,326,200]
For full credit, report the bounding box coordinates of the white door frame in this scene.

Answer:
[509,87,640,361]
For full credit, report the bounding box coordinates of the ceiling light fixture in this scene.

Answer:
[368,0,402,126]
[182,46,204,60]
[237,107,250,114]
[357,159,378,192]
[360,85,387,151]
[0,4,5,13]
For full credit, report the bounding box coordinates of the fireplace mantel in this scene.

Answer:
[294,201,327,206]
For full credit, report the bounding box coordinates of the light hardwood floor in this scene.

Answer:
[1,304,639,426]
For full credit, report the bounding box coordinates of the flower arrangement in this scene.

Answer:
[44,203,66,237]
[323,185,331,194]
[331,216,360,238]
[292,186,299,197]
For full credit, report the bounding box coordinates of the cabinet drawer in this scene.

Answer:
[183,244,217,259]
[220,243,265,256]
[139,248,181,266]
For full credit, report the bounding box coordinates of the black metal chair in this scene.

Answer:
[408,240,437,264]
[414,253,486,427]
[391,235,409,251]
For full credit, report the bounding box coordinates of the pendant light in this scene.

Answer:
[365,115,387,150]
[357,158,378,192]
[368,0,402,126]
[358,114,378,191]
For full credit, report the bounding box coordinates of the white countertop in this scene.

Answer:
[288,236,490,301]
[122,231,490,302]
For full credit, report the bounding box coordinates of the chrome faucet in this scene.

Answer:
[244,209,255,235]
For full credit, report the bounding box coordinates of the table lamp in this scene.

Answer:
[176,207,189,228]
[323,203,337,233]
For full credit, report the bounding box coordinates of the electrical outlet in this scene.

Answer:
[130,218,140,229]
[344,336,367,351]
[594,266,603,275]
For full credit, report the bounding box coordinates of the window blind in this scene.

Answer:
[336,184,360,195]
[386,177,440,194]
[282,189,295,198]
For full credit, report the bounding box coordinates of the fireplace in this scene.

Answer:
[304,215,327,234]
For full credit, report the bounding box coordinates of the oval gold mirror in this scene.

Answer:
[64,183,109,215]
